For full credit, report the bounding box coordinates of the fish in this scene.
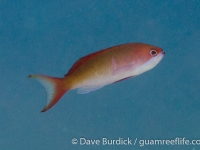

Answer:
[29,43,165,112]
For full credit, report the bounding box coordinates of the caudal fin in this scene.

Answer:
[28,74,68,112]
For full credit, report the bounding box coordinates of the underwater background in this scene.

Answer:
[0,0,200,150]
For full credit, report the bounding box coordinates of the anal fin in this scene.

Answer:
[77,85,104,94]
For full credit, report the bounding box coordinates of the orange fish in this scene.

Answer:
[29,43,165,112]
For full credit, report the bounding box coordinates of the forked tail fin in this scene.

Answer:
[28,74,68,112]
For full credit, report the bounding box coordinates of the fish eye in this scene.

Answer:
[150,50,157,56]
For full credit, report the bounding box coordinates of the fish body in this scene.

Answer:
[29,43,165,112]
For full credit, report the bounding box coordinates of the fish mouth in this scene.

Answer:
[157,51,165,57]
[155,51,165,62]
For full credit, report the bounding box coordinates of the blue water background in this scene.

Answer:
[0,0,200,150]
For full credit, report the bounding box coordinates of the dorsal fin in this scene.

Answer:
[65,43,133,76]
[65,49,107,76]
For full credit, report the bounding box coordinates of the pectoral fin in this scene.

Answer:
[112,64,135,75]
[111,57,136,75]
